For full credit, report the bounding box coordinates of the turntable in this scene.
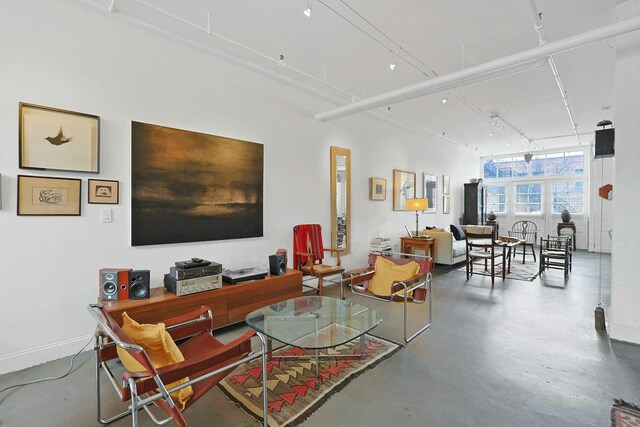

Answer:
[222,262,269,284]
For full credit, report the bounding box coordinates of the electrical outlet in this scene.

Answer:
[101,208,112,223]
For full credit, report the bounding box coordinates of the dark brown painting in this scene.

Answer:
[131,121,263,246]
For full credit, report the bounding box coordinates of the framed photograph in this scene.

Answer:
[19,102,100,173]
[443,174,450,195]
[393,169,416,211]
[88,179,119,204]
[17,175,81,216]
[369,177,386,200]
[443,195,451,214]
[423,173,437,213]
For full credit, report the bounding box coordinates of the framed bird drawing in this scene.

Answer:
[19,102,100,173]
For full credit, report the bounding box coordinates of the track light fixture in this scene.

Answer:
[389,63,396,70]
[303,0,312,17]
[441,97,448,104]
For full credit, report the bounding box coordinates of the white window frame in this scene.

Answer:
[514,182,543,216]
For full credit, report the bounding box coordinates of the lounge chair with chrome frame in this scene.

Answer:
[87,304,267,427]
[343,251,432,344]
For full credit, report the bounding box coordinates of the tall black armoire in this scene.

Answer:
[463,183,486,225]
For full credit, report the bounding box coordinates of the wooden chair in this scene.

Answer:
[465,232,506,287]
[293,224,344,296]
[539,235,571,279]
[344,251,432,343]
[508,220,538,262]
[87,304,264,427]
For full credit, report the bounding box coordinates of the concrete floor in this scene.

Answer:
[1,251,639,426]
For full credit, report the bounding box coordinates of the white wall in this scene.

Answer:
[610,0,640,344]
[0,1,478,373]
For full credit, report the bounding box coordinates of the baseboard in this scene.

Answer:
[0,334,93,375]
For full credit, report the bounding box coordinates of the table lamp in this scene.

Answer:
[406,198,428,236]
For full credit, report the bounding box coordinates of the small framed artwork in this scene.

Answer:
[393,169,416,211]
[369,177,386,201]
[423,173,437,213]
[443,195,451,214]
[19,102,100,173]
[88,179,119,204]
[17,175,81,216]
[443,175,450,195]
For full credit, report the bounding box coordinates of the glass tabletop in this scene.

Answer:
[245,296,382,350]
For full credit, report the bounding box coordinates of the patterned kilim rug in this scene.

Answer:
[612,399,640,426]
[218,330,400,427]
[455,258,540,281]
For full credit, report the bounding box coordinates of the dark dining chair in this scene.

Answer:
[508,220,538,263]
[465,232,506,287]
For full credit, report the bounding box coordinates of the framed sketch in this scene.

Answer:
[17,175,81,216]
[19,103,100,173]
[393,169,416,211]
[423,173,437,213]
[443,174,450,195]
[443,195,451,214]
[369,177,386,200]
[88,179,119,204]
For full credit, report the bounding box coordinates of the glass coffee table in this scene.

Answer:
[246,296,382,418]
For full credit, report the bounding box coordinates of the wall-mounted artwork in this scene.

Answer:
[423,173,437,213]
[17,175,81,216]
[393,169,416,211]
[443,195,451,214]
[88,179,119,204]
[443,174,450,195]
[131,121,264,246]
[19,103,99,173]
[369,177,386,200]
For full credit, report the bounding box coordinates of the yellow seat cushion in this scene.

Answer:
[116,312,193,411]
[369,257,420,297]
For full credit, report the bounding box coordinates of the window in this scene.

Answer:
[483,150,585,180]
[564,151,584,175]
[486,185,506,214]
[552,181,584,214]
[496,158,513,178]
[515,183,542,214]
[483,159,497,179]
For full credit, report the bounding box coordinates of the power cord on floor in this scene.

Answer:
[0,328,96,396]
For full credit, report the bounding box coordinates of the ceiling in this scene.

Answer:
[84,0,621,156]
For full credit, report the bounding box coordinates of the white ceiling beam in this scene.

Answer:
[315,15,640,122]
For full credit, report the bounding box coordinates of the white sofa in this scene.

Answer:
[418,225,493,266]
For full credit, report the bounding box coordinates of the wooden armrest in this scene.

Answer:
[346,270,375,285]
[323,247,344,253]
[163,306,212,328]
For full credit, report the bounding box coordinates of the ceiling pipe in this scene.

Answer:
[528,0,582,145]
[315,14,640,122]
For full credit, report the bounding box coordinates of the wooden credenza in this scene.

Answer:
[101,269,303,329]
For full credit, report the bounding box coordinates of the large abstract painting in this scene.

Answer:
[131,121,264,246]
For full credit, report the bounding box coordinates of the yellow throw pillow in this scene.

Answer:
[369,257,420,297]
[116,312,193,411]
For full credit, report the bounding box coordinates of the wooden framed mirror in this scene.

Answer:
[331,146,351,256]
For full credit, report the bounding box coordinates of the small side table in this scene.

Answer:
[400,237,436,260]
[557,222,576,250]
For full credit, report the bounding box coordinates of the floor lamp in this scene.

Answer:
[406,198,428,236]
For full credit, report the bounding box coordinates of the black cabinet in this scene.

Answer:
[463,183,486,225]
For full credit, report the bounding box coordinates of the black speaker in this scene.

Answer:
[129,270,150,300]
[595,128,615,158]
[99,269,119,301]
[269,254,286,276]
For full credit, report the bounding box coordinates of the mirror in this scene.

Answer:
[331,146,351,255]
[423,173,437,213]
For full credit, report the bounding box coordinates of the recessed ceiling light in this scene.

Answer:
[303,7,311,17]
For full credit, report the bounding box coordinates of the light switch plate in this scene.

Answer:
[101,208,112,223]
